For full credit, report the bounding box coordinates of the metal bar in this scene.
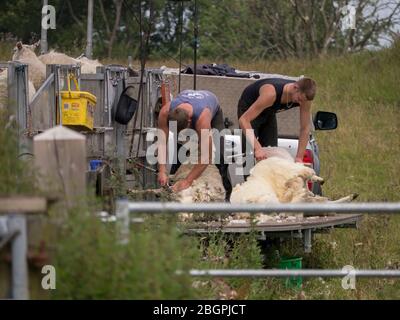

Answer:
[304,229,312,253]
[114,69,127,175]
[29,73,54,106]
[7,63,31,156]
[7,214,29,300]
[116,200,130,245]
[185,269,400,278]
[86,0,94,59]
[7,62,17,116]
[124,202,400,214]
[19,65,28,131]
[106,68,111,126]
[80,73,105,81]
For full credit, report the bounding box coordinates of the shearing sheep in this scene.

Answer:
[172,164,225,222]
[172,164,225,204]
[168,136,226,221]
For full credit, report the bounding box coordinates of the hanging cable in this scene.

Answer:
[178,0,184,92]
[127,0,154,159]
[193,0,198,90]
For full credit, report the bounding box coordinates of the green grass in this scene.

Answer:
[0,110,38,195]
[0,42,14,62]
[1,42,400,299]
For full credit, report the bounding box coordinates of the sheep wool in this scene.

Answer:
[12,42,46,90]
[1,68,37,110]
[76,56,103,74]
[0,68,7,110]
[38,51,103,74]
[38,50,77,65]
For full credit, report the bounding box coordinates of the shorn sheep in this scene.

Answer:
[230,147,357,223]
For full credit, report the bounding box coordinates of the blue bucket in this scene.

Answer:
[89,160,103,171]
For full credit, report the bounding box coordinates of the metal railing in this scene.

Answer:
[182,269,400,278]
[119,201,400,214]
[116,200,400,280]
[0,197,48,299]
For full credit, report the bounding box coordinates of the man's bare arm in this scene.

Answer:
[238,85,276,159]
[157,102,170,182]
[295,101,312,162]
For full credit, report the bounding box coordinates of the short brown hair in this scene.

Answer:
[168,108,189,132]
[296,77,316,101]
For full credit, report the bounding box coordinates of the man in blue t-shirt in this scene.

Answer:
[157,90,231,198]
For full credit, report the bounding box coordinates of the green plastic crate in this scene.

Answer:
[279,256,303,289]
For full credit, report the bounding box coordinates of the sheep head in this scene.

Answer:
[12,41,40,61]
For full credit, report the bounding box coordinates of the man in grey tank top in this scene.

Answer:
[238,77,317,162]
[157,90,231,198]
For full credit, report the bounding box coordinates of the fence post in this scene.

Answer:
[7,214,29,300]
[304,229,312,253]
[33,126,87,207]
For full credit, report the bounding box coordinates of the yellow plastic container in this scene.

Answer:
[60,74,97,130]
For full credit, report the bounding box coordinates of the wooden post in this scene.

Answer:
[33,126,87,207]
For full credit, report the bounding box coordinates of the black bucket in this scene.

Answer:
[114,86,138,125]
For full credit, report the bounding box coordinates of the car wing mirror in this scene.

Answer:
[313,111,338,130]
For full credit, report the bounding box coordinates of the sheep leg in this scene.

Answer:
[310,175,324,183]
[329,193,359,203]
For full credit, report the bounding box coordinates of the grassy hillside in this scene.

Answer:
[1,42,399,299]
[237,43,400,299]
[232,43,400,299]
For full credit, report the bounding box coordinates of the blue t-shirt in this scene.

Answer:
[170,90,220,127]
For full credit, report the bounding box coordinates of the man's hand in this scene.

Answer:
[158,171,169,186]
[171,179,192,192]
[255,148,268,161]
[295,156,303,163]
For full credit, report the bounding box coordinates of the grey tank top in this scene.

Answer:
[170,90,220,127]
